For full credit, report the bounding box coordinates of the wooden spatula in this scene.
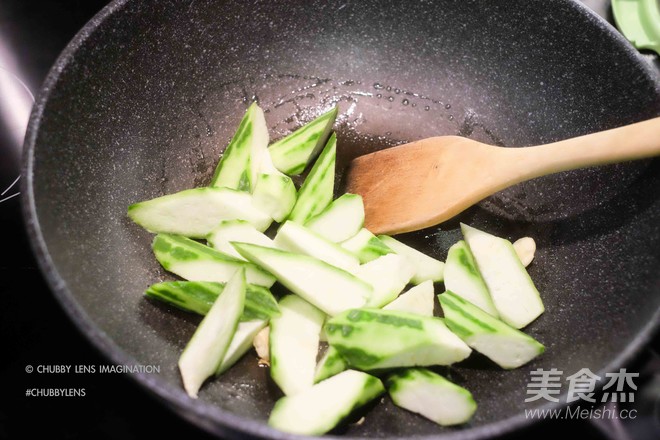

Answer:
[346,117,660,235]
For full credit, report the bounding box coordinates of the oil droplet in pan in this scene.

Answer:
[257,76,460,166]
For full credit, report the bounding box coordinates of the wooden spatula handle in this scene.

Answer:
[507,116,660,181]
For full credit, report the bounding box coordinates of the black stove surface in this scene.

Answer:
[1,1,657,439]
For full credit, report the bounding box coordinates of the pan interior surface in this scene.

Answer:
[23,0,660,438]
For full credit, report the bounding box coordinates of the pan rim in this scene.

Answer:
[20,0,660,439]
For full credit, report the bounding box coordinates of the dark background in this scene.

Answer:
[0,1,657,439]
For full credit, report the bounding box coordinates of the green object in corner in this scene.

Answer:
[612,0,660,54]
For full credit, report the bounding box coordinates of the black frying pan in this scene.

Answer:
[22,0,660,438]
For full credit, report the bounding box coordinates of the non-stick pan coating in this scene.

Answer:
[23,0,660,438]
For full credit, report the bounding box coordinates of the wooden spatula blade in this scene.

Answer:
[346,118,660,235]
[346,136,495,234]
